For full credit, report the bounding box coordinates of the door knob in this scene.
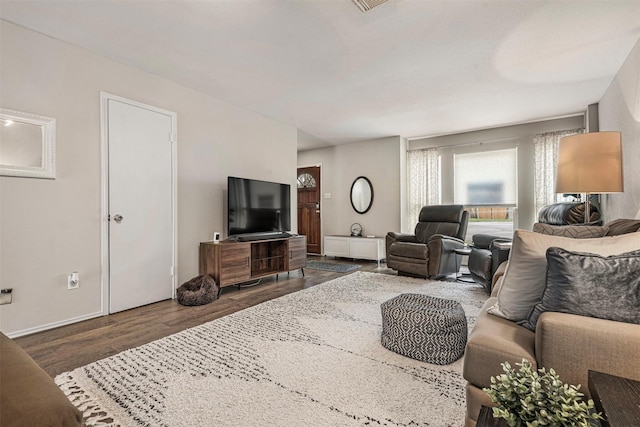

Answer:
[113,214,124,223]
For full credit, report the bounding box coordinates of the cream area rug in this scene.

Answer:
[56,271,487,427]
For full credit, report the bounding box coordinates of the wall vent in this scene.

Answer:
[353,0,389,12]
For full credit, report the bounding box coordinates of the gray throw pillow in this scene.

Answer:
[521,247,640,331]
[487,230,640,322]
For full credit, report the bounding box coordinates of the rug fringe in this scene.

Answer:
[57,374,120,427]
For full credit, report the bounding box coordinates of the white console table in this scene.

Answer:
[324,235,386,267]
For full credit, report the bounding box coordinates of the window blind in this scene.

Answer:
[454,148,517,206]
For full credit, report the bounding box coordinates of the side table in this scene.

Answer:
[478,371,640,427]
[588,370,640,427]
[453,247,474,283]
[477,406,508,427]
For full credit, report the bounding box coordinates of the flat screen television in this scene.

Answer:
[227,176,291,238]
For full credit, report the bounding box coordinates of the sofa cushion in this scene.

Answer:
[463,297,536,390]
[521,247,640,331]
[487,230,640,321]
[532,222,609,238]
[0,332,83,426]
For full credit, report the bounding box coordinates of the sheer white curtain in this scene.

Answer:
[406,148,439,232]
[533,128,582,215]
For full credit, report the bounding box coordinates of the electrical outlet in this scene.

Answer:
[0,289,12,305]
[68,272,79,290]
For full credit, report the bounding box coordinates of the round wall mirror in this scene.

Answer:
[350,176,373,214]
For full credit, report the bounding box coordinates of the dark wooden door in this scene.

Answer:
[297,166,321,254]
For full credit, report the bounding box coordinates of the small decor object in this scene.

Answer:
[484,359,602,427]
[350,223,363,237]
[176,275,219,306]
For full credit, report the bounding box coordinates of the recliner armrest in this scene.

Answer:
[386,232,419,259]
[426,235,467,278]
[427,234,465,245]
[428,235,466,261]
[427,234,466,258]
[535,312,640,398]
[386,232,418,243]
[488,237,512,250]
[471,234,497,249]
[488,238,512,279]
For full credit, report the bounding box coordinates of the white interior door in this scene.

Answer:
[106,96,175,313]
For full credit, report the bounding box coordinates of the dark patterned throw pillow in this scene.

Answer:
[532,223,609,238]
[604,218,640,236]
[520,247,640,331]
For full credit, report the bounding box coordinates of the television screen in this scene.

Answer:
[227,176,291,237]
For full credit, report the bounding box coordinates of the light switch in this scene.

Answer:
[324,193,332,199]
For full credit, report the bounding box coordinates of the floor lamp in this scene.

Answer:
[555,132,624,224]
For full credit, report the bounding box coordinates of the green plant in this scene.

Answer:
[483,359,602,427]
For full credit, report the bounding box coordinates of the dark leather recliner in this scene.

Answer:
[468,234,512,293]
[467,202,602,293]
[386,205,469,279]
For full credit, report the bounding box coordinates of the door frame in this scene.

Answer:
[297,163,322,254]
[99,92,178,315]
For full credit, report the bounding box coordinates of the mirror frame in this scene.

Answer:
[350,176,374,214]
[0,108,56,179]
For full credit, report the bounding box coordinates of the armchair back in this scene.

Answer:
[414,205,469,243]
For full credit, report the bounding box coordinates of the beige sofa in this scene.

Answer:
[0,332,83,426]
[462,226,640,427]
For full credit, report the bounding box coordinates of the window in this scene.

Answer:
[296,173,316,188]
[454,149,517,207]
[406,117,585,236]
[455,148,517,242]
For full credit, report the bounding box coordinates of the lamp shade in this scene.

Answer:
[555,132,624,194]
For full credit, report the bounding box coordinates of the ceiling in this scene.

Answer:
[2,1,640,150]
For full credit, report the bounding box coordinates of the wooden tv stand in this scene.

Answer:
[199,235,306,289]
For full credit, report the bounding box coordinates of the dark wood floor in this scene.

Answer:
[14,257,385,378]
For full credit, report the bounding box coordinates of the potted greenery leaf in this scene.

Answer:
[483,359,603,427]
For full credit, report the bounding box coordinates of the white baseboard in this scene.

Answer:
[6,311,104,339]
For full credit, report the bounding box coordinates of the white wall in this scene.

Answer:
[0,21,297,337]
[599,37,640,220]
[297,136,403,245]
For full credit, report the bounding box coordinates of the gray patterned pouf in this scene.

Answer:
[380,293,467,365]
